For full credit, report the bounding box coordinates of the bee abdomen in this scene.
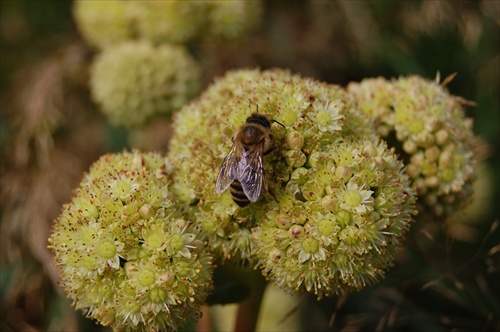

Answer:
[229,180,250,207]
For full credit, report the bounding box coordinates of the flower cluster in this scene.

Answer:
[167,69,372,263]
[49,150,213,331]
[50,66,478,325]
[252,138,415,298]
[205,1,262,41]
[73,0,262,48]
[348,75,475,222]
[89,41,200,128]
[74,1,262,128]
[166,69,416,298]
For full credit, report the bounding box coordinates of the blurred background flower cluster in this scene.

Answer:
[1,1,498,331]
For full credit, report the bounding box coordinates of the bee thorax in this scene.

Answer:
[242,126,262,142]
[216,113,276,207]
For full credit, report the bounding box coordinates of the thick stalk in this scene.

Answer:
[234,269,267,332]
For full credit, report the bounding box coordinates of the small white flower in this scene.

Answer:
[309,99,343,132]
[338,181,374,214]
[291,236,327,264]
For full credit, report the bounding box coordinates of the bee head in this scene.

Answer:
[246,114,271,128]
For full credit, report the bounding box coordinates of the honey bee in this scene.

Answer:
[216,113,282,207]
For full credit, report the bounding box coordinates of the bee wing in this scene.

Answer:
[238,141,265,202]
[216,141,242,194]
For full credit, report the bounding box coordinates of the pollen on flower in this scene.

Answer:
[138,269,155,287]
[302,238,319,253]
[49,150,213,331]
[143,229,166,251]
[335,165,352,183]
[289,225,304,239]
[276,213,293,229]
[89,41,200,128]
[74,0,262,47]
[169,234,185,252]
[124,299,141,314]
[97,240,116,259]
[318,219,336,237]
[342,189,362,208]
[139,204,155,220]
[167,68,371,264]
[348,75,475,222]
[149,287,168,303]
[165,68,416,300]
[202,218,218,235]
[286,130,305,149]
[81,254,98,271]
[252,137,416,298]
[339,226,361,246]
[339,183,374,213]
[279,108,298,126]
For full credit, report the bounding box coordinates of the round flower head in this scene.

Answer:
[129,1,206,44]
[73,0,132,49]
[49,150,213,331]
[252,138,416,298]
[90,41,200,128]
[205,0,262,41]
[73,0,206,48]
[348,75,475,222]
[73,0,262,48]
[166,68,415,300]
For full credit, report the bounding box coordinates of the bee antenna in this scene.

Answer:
[253,103,285,127]
[271,119,286,128]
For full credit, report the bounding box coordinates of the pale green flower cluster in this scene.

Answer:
[73,0,262,48]
[348,76,475,222]
[49,150,213,331]
[75,0,262,128]
[72,0,131,50]
[253,138,415,298]
[206,1,263,41]
[128,1,206,45]
[167,69,416,297]
[168,69,370,262]
[90,42,200,127]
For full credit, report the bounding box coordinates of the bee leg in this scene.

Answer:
[263,143,276,156]
[264,179,279,203]
[268,187,279,203]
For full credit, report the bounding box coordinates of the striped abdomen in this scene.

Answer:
[229,180,250,207]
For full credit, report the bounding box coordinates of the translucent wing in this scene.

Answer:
[216,141,242,194]
[238,141,265,202]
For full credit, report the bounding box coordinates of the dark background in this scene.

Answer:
[1,1,498,331]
